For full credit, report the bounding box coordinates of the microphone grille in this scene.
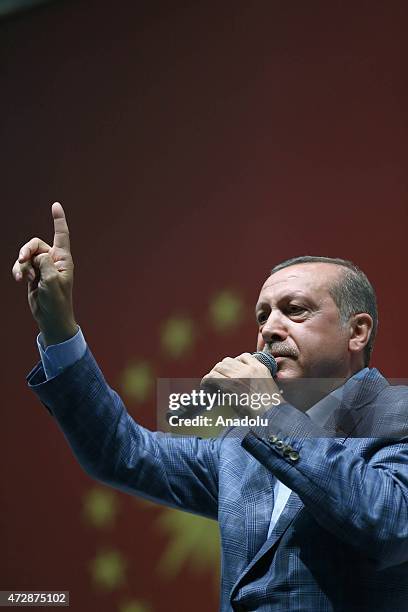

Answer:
[252,351,278,377]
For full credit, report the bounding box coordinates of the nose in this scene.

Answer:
[261,309,289,344]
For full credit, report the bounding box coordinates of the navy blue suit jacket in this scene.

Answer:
[27,347,408,611]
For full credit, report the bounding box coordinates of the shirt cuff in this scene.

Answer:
[36,325,87,381]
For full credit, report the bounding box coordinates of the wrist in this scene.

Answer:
[39,320,78,347]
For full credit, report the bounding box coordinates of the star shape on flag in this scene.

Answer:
[120,361,154,402]
[161,316,194,358]
[83,486,119,528]
[119,600,151,612]
[156,507,220,588]
[209,290,244,331]
[89,549,127,590]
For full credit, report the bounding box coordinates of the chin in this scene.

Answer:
[273,357,302,380]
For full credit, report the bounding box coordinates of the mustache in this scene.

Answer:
[263,343,298,359]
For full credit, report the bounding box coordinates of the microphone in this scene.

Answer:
[251,351,278,377]
[166,351,277,422]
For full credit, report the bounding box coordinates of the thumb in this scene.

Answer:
[32,252,58,283]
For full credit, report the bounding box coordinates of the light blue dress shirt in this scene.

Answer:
[35,327,368,538]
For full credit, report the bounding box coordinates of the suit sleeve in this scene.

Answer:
[27,346,220,520]
[242,400,408,570]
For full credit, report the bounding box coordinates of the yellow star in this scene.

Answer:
[83,486,119,528]
[156,507,220,588]
[119,600,151,612]
[161,317,194,358]
[89,549,126,590]
[120,361,153,402]
[209,290,244,331]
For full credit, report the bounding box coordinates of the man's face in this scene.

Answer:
[255,263,352,381]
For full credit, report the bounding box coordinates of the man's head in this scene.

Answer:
[255,256,377,381]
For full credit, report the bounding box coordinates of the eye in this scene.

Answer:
[256,312,268,325]
[287,304,307,316]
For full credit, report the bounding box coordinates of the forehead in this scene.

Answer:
[258,263,342,302]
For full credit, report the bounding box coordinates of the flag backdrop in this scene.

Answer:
[1,1,408,611]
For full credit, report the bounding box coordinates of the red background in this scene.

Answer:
[1,1,408,610]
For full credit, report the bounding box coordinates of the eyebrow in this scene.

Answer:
[254,301,269,315]
[254,291,313,315]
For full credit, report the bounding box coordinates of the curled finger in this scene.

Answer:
[12,259,36,282]
[19,237,51,263]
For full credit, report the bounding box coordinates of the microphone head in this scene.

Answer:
[252,351,278,377]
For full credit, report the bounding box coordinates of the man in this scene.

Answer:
[12,203,408,611]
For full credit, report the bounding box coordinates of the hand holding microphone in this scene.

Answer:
[201,350,281,414]
[250,351,278,377]
[167,351,281,422]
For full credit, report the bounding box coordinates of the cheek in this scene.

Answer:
[299,329,347,362]
[256,331,264,351]
[293,333,325,365]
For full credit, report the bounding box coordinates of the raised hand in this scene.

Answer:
[12,202,78,346]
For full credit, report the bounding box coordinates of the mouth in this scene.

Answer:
[271,355,297,373]
[274,355,289,369]
[262,349,297,371]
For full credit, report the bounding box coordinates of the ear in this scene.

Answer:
[348,313,373,356]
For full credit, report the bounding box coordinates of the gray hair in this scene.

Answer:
[270,256,378,366]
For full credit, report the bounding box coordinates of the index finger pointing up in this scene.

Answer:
[52,201,70,251]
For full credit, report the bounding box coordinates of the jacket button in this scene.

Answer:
[275,440,284,449]
[288,451,299,461]
[268,434,278,443]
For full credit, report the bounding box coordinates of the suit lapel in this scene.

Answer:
[240,457,275,563]
[263,490,303,550]
[250,491,303,569]
[230,490,304,602]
